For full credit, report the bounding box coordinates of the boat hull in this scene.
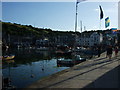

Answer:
[2,55,15,60]
[56,50,72,56]
[57,58,86,65]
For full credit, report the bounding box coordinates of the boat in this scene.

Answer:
[5,60,15,63]
[57,63,74,67]
[56,50,72,56]
[36,47,49,51]
[55,45,73,56]
[2,55,15,60]
[57,55,86,65]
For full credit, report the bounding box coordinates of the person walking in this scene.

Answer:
[97,45,101,57]
[106,45,113,60]
[114,46,118,57]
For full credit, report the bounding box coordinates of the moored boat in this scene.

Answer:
[36,47,49,51]
[57,55,86,65]
[56,50,72,56]
[2,55,15,60]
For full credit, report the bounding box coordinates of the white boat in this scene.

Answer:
[36,47,49,51]
[57,55,86,65]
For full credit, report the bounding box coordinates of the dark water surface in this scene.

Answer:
[2,49,70,88]
[2,48,93,88]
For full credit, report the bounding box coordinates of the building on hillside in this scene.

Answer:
[78,32,103,47]
[52,34,75,47]
[104,29,119,46]
[36,38,49,47]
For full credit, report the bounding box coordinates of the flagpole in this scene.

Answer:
[75,2,78,33]
[74,2,78,50]
[100,19,101,30]
[80,20,82,38]
[84,26,86,31]
[74,0,86,48]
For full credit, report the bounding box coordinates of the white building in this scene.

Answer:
[78,32,103,47]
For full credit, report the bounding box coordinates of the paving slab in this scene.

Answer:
[27,52,120,89]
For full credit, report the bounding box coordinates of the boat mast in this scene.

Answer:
[80,20,82,39]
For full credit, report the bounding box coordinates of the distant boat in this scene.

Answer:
[57,63,74,67]
[5,60,15,63]
[57,55,86,65]
[55,50,72,56]
[2,55,15,60]
[36,47,49,51]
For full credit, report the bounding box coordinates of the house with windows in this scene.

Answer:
[78,32,103,47]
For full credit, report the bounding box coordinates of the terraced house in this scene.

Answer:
[78,32,103,47]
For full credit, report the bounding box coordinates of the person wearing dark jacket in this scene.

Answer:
[97,45,101,57]
[114,46,118,57]
[106,45,113,60]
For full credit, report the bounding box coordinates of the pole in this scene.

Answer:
[80,21,82,47]
[80,20,82,37]
[84,26,86,31]
[100,19,101,30]
[74,2,78,51]
[75,2,78,33]
[73,2,78,65]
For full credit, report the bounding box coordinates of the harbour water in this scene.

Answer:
[2,48,93,88]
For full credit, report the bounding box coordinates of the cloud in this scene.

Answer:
[94,8,117,13]
[105,8,117,13]
[94,8,99,12]
[2,0,119,2]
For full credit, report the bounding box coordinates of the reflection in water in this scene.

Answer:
[2,49,69,88]
[2,60,16,89]
[29,63,35,78]
[2,48,93,88]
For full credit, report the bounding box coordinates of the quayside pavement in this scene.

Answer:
[26,51,120,89]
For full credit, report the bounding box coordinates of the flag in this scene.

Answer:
[111,28,117,30]
[99,5,104,20]
[112,28,118,34]
[112,30,117,34]
[105,17,110,28]
[77,0,86,4]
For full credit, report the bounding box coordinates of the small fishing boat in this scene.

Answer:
[2,55,15,60]
[56,50,72,56]
[36,47,49,51]
[57,62,74,67]
[57,55,86,65]
[5,60,15,63]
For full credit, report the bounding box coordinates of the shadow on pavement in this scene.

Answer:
[82,65,120,88]
[93,57,107,61]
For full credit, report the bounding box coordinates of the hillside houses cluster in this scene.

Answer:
[77,31,119,47]
[2,22,120,49]
[3,29,119,49]
[77,32,103,47]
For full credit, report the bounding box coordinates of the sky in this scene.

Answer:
[1,0,119,32]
